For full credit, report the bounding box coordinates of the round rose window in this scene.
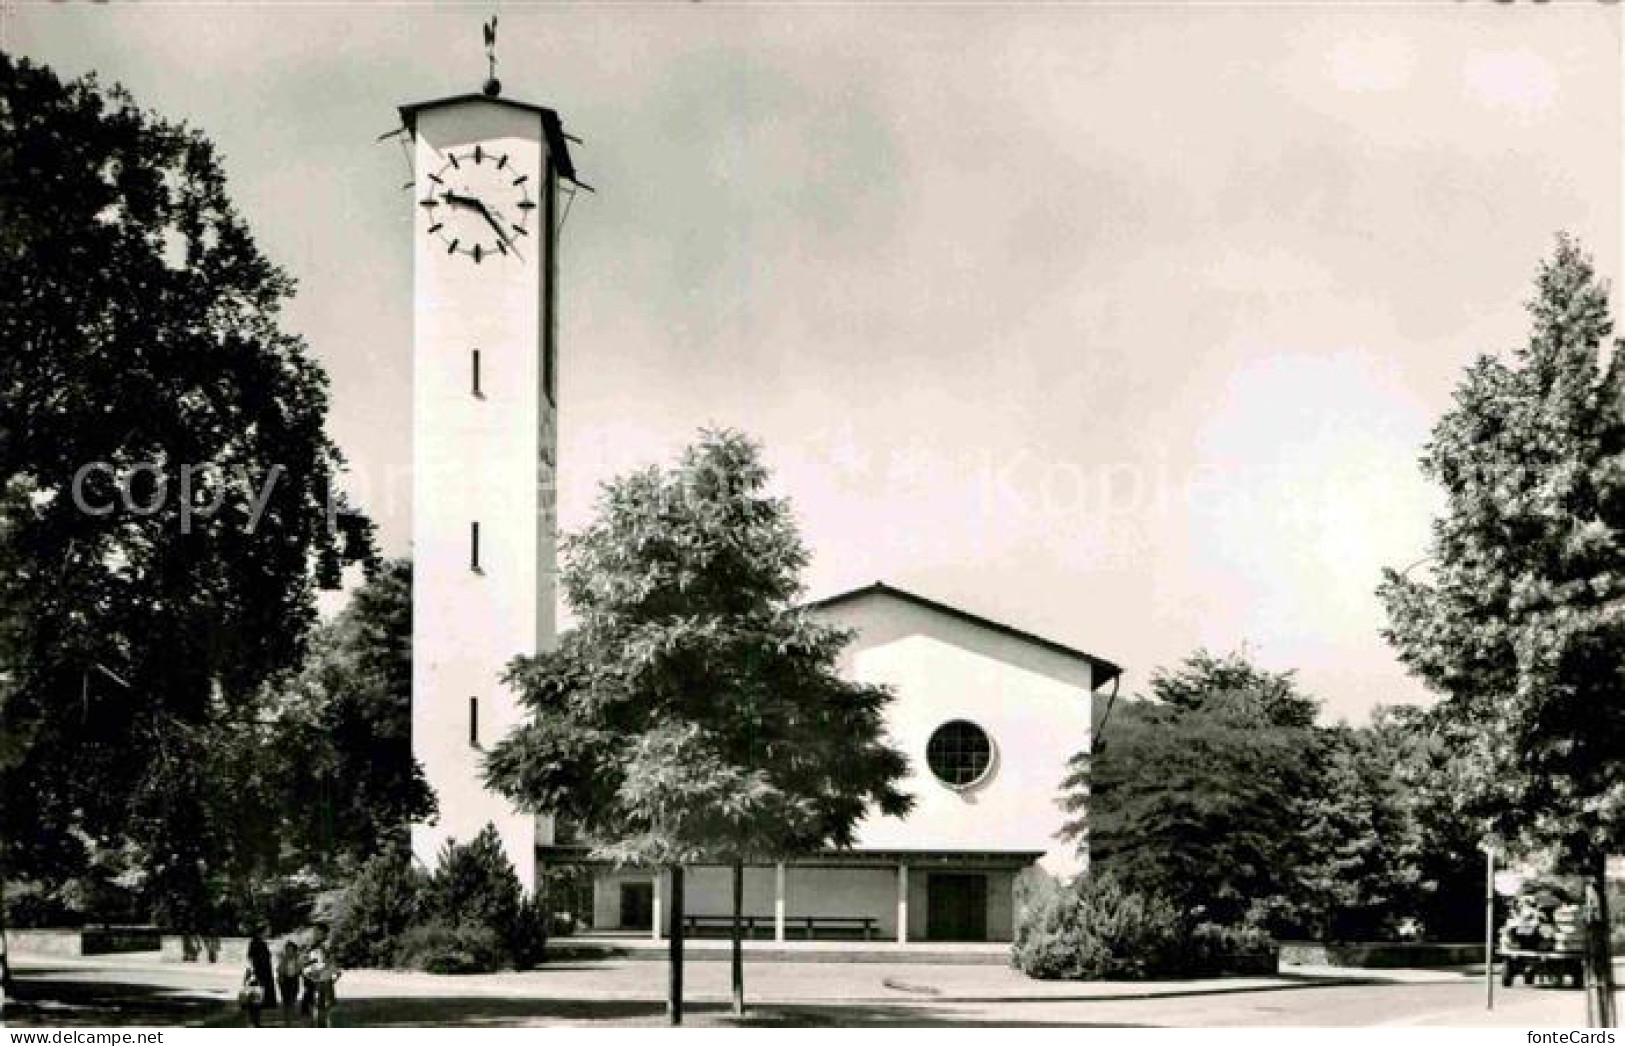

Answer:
[926,720,994,789]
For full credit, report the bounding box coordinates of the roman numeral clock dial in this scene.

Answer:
[419,146,537,264]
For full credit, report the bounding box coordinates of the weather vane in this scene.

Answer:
[482,15,501,97]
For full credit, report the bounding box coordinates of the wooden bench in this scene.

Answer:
[683,915,879,941]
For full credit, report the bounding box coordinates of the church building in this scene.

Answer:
[561,581,1117,943]
[401,78,1119,946]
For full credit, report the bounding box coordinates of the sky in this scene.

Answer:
[11,1,1622,723]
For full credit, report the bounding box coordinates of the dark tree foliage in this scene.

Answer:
[1076,690,1316,927]
[423,826,523,946]
[1276,723,1427,940]
[327,849,426,969]
[1367,705,1487,941]
[1067,650,1477,940]
[0,56,372,925]
[270,559,435,872]
[485,429,912,1019]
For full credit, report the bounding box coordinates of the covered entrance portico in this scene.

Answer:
[541,846,1042,944]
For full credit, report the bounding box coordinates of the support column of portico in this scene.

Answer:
[897,863,909,944]
[652,872,663,942]
[774,862,787,943]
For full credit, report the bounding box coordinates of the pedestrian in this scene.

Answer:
[302,923,341,1028]
[277,940,302,1024]
[237,965,266,1027]
[246,929,277,1011]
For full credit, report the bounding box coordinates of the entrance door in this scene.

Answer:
[620,882,654,930]
[927,873,988,941]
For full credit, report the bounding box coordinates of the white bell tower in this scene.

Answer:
[401,78,576,889]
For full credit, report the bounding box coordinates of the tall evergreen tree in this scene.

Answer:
[485,430,911,1023]
[1379,236,1625,1024]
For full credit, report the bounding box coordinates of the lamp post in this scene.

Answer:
[1481,840,1498,1011]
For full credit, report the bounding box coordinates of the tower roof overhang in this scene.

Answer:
[398,93,578,183]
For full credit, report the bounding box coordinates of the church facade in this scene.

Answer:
[548,582,1117,943]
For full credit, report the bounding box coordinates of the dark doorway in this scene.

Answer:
[620,882,654,930]
[927,873,988,941]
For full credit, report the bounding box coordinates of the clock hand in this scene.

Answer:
[440,190,483,210]
[436,191,524,259]
[468,199,523,254]
[477,206,511,244]
[482,208,526,262]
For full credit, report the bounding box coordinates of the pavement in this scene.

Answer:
[4,950,1616,1027]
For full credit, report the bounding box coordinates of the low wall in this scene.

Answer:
[1279,941,1482,968]
[8,929,85,957]
[83,926,162,954]
[8,927,162,957]
[12,930,267,964]
[159,935,251,964]
[1221,949,1281,976]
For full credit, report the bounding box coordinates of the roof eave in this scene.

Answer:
[396,93,577,183]
[807,581,1123,691]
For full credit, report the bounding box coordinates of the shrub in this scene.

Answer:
[421,825,546,969]
[424,827,522,941]
[394,920,508,974]
[328,851,427,969]
[509,893,549,971]
[1013,873,1183,980]
[326,826,548,971]
[1185,921,1278,975]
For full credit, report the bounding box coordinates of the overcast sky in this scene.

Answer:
[13,2,1621,722]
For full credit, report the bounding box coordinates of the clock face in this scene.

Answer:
[419,144,538,264]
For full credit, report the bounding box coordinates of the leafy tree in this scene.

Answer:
[1277,724,1426,940]
[485,430,911,1022]
[0,55,372,933]
[1146,648,1319,728]
[1379,236,1625,1023]
[1074,688,1315,927]
[269,559,435,872]
[1074,653,1483,943]
[1370,705,1487,941]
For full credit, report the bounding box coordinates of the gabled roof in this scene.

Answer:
[805,581,1122,689]
[398,93,578,183]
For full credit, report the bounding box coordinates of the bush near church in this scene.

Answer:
[327,852,428,969]
[393,921,510,975]
[327,825,546,973]
[1012,873,1277,980]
